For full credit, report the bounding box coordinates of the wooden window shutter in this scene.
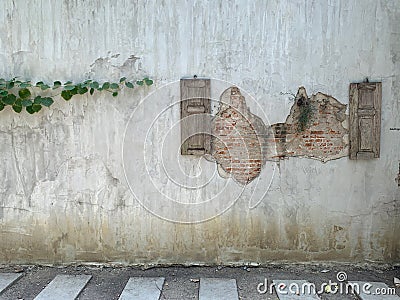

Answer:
[349,82,382,159]
[180,78,211,155]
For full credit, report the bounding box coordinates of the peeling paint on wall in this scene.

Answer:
[88,53,141,81]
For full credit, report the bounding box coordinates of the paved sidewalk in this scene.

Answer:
[0,264,399,299]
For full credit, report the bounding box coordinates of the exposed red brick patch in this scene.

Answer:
[282,87,348,162]
[211,87,272,185]
[210,86,348,185]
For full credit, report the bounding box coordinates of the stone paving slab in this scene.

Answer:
[0,273,22,295]
[199,278,239,300]
[118,277,165,300]
[34,274,92,300]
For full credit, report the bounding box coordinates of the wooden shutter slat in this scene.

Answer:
[187,105,206,113]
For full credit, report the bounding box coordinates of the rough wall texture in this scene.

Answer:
[0,0,399,264]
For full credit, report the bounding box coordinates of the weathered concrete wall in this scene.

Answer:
[0,0,399,264]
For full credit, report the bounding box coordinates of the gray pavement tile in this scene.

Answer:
[0,273,22,295]
[199,278,239,300]
[118,277,165,300]
[34,274,92,300]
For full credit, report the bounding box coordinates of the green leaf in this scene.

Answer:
[144,79,153,86]
[90,82,99,89]
[40,84,50,90]
[110,83,119,89]
[0,90,8,96]
[136,80,144,86]
[64,81,73,85]
[119,77,126,83]
[6,81,14,89]
[0,102,4,111]
[40,97,54,107]
[12,104,22,113]
[64,85,76,91]
[34,96,42,104]
[20,82,32,88]
[125,82,134,88]
[21,99,32,107]
[90,88,94,95]
[102,82,110,90]
[53,81,62,89]
[70,87,78,95]
[61,90,73,101]
[18,88,31,99]
[2,94,16,105]
[36,81,44,86]
[78,86,88,95]
[32,103,42,112]
[112,92,118,97]
[12,99,22,113]
[26,105,35,114]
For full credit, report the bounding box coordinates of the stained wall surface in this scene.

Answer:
[0,0,399,264]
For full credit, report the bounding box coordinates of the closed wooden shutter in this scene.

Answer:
[349,82,382,159]
[180,78,211,155]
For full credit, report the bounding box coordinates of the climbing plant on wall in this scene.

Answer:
[281,91,315,132]
[297,101,314,132]
[0,77,153,114]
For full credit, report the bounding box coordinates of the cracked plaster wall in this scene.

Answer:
[0,0,399,264]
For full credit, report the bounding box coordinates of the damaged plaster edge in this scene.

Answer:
[216,163,232,179]
[285,88,347,125]
[208,85,350,185]
[282,148,349,163]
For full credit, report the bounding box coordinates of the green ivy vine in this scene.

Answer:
[296,96,314,132]
[0,77,153,114]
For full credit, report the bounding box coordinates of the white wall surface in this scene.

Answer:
[0,0,399,264]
